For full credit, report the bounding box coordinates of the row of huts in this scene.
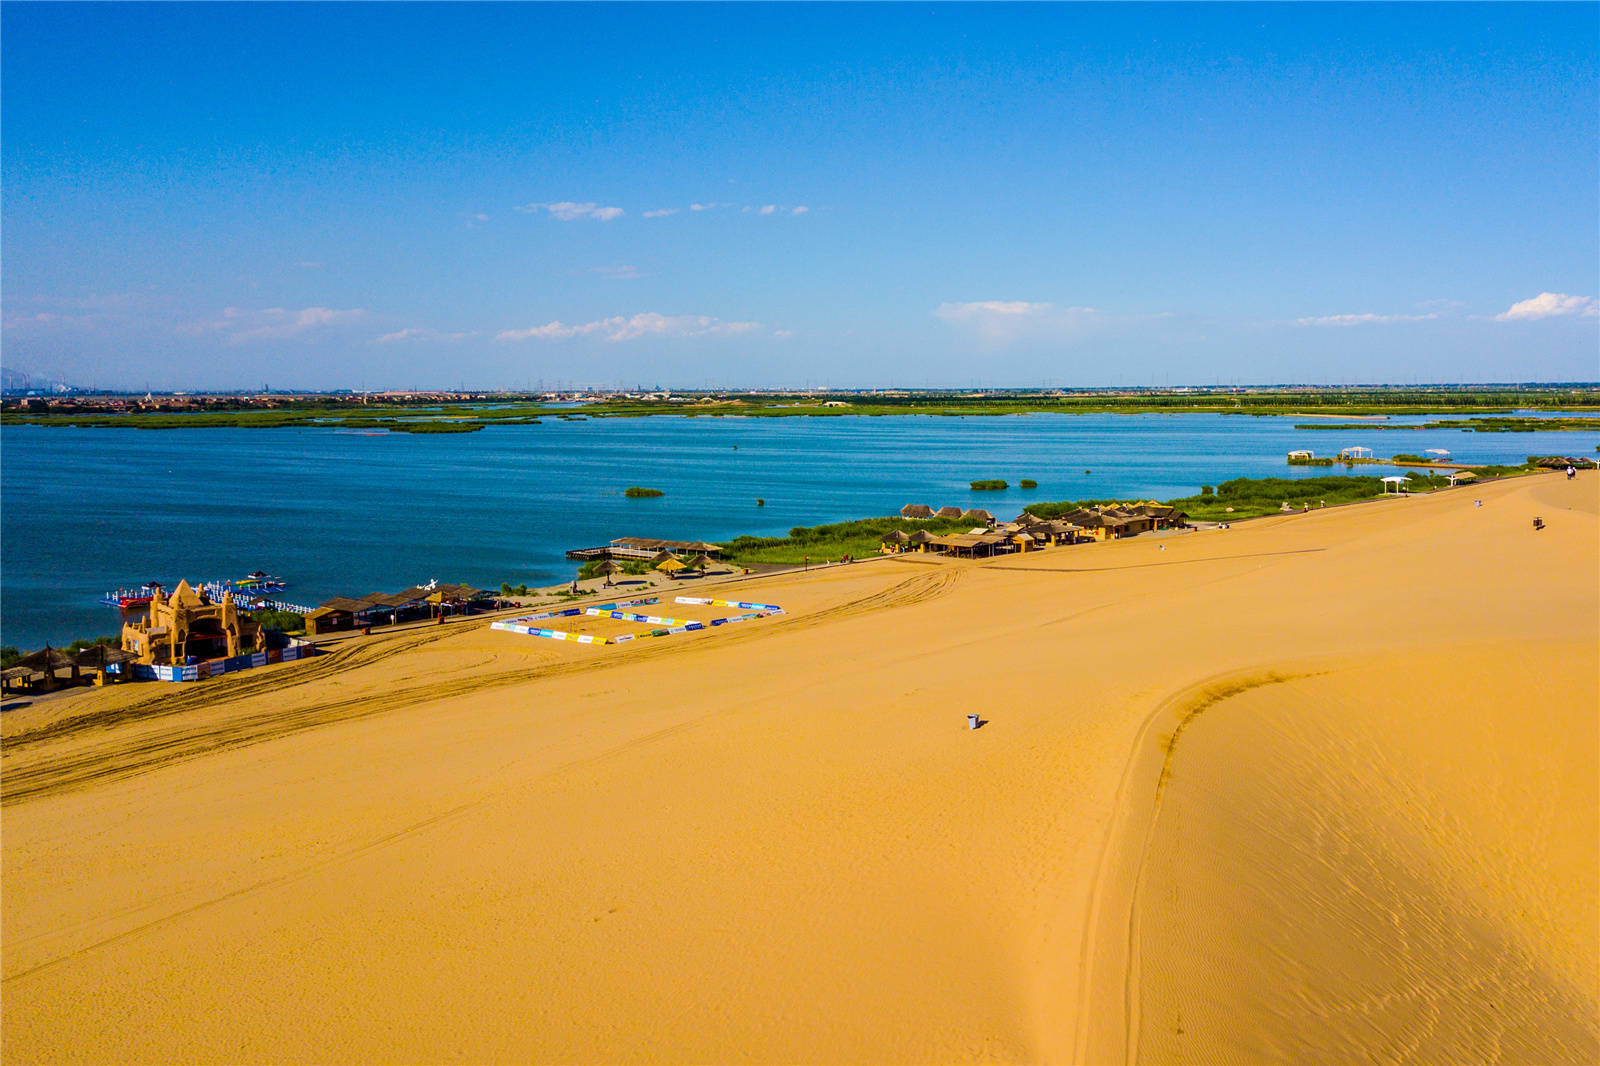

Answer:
[306,582,494,635]
[886,503,1187,558]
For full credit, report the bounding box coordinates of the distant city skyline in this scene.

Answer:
[3,2,1596,389]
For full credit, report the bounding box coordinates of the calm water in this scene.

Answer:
[4,412,1596,648]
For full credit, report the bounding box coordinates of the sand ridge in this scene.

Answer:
[3,472,1595,1063]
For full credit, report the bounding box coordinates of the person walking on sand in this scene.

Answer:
[1567,465,1576,480]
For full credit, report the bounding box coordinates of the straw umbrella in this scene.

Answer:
[596,559,622,587]
[686,553,713,576]
[908,530,937,552]
[14,646,79,691]
[882,529,910,545]
[655,557,687,577]
[650,549,678,565]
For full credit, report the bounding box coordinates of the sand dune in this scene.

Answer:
[3,472,1595,1063]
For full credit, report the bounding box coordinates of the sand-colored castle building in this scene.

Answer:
[121,580,264,666]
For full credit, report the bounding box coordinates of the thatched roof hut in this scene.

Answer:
[686,553,714,570]
[962,509,996,524]
[650,549,678,564]
[900,504,935,518]
[908,530,937,544]
[882,529,910,544]
[935,506,964,519]
[74,644,137,670]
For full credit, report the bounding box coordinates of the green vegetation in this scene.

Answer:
[1529,455,1597,468]
[1,645,20,668]
[970,479,1008,491]
[756,498,765,507]
[8,386,1598,433]
[499,582,531,597]
[1167,476,1390,520]
[1296,416,1600,432]
[1286,455,1334,466]
[624,486,665,498]
[1388,454,1433,464]
[721,514,975,567]
[246,609,306,635]
[1019,478,1037,489]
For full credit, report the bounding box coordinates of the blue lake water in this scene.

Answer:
[3,412,1596,648]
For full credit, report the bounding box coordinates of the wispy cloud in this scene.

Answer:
[1295,312,1438,327]
[590,265,645,281]
[935,301,1099,344]
[1493,292,1599,321]
[496,312,761,343]
[936,301,1061,320]
[791,205,810,215]
[689,202,723,212]
[181,306,367,344]
[642,208,678,218]
[373,327,479,344]
[515,201,625,222]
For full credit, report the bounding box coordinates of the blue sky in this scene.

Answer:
[3,2,1596,390]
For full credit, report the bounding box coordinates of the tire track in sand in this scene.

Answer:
[2,569,962,806]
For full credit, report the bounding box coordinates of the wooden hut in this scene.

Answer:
[935,506,964,519]
[962,509,996,526]
[908,529,938,551]
[900,504,935,519]
[73,644,138,685]
[8,646,79,692]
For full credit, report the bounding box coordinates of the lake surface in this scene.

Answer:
[4,412,1596,648]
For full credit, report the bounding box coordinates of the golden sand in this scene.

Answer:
[3,473,1596,1063]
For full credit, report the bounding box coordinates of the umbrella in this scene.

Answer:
[686,553,713,571]
[882,530,910,544]
[596,559,622,586]
[650,550,678,564]
[74,644,136,669]
[655,557,687,574]
[908,530,937,544]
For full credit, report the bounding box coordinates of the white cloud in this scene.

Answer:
[373,327,478,344]
[791,205,810,216]
[642,208,678,218]
[496,312,761,344]
[590,265,644,280]
[1295,312,1438,327]
[935,301,1060,320]
[184,306,367,343]
[1493,292,1599,321]
[689,202,721,212]
[758,204,777,215]
[934,301,1100,344]
[514,201,625,222]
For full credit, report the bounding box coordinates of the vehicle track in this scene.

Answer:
[2,570,962,806]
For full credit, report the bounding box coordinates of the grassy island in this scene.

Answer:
[624,486,665,498]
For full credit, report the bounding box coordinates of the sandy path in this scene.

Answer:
[3,472,1594,1063]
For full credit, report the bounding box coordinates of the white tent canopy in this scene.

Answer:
[1381,475,1408,494]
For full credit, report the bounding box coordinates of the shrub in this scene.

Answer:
[624,486,665,498]
[1019,479,1037,489]
[1201,485,1214,496]
[970,479,1008,491]
[756,498,765,507]
[248,609,306,635]
[1,645,20,668]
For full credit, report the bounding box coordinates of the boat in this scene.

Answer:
[234,571,287,592]
[101,582,163,609]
